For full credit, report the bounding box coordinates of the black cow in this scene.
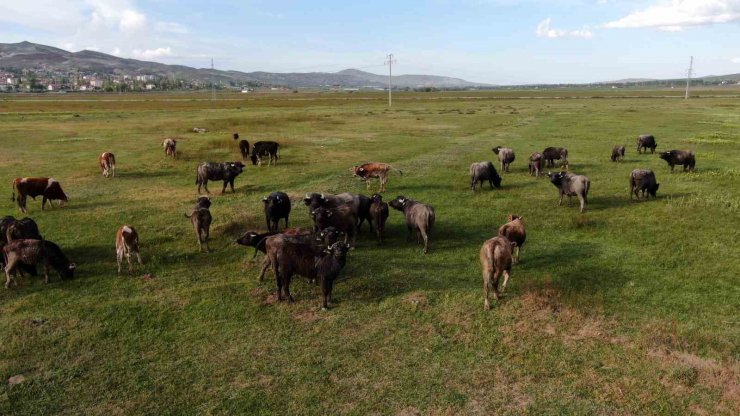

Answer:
[195,161,245,194]
[263,192,291,232]
[659,150,696,172]
[636,135,657,154]
[250,141,280,166]
[6,217,42,242]
[630,169,660,199]
[542,147,569,168]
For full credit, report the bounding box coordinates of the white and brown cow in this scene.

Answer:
[99,152,116,178]
[163,138,178,158]
[11,177,69,213]
[350,163,401,193]
[116,225,142,274]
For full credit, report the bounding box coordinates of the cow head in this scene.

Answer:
[196,196,211,209]
[324,241,351,259]
[492,173,502,188]
[317,226,344,246]
[250,154,259,165]
[388,196,408,211]
[492,146,501,154]
[659,151,672,161]
[548,171,565,187]
[507,214,522,222]
[62,262,76,279]
[311,207,333,227]
[370,193,383,203]
[233,133,239,140]
[649,183,660,197]
[227,162,245,175]
[236,231,261,247]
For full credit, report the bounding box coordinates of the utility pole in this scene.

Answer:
[211,58,216,102]
[685,56,693,100]
[384,53,396,107]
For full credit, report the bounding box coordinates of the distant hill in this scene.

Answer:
[0,41,488,88]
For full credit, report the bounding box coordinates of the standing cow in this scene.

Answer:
[548,171,590,213]
[195,162,245,194]
[388,196,435,254]
[469,161,502,191]
[250,141,280,166]
[351,163,402,193]
[184,196,213,252]
[369,194,389,244]
[163,138,177,158]
[611,145,625,162]
[480,236,515,310]
[528,153,544,177]
[636,135,657,154]
[3,239,76,288]
[11,178,69,213]
[542,147,569,169]
[116,225,142,274]
[659,150,696,172]
[263,192,291,232]
[630,169,660,199]
[492,146,515,173]
[99,152,116,177]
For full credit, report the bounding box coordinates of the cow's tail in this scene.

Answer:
[110,153,116,166]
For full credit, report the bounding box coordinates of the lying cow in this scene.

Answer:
[659,150,695,172]
[195,161,245,194]
[389,196,435,254]
[163,138,177,158]
[351,163,402,193]
[480,235,515,310]
[636,134,657,154]
[630,169,660,199]
[3,239,76,288]
[548,171,590,213]
[469,161,502,191]
[492,147,515,173]
[11,177,69,213]
[611,145,625,162]
[542,147,569,168]
[99,152,116,177]
[528,153,544,177]
[250,141,280,166]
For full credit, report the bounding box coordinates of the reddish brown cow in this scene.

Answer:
[99,152,116,177]
[11,178,69,214]
[351,163,402,193]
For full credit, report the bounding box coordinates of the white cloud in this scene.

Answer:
[155,21,189,34]
[536,18,594,38]
[604,0,740,30]
[119,9,147,31]
[732,57,740,63]
[132,47,174,59]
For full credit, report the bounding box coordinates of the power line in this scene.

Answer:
[384,53,396,107]
[685,56,693,100]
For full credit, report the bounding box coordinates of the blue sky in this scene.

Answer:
[1,1,739,84]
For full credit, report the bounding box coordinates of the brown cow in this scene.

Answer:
[351,163,402,193]
[497,215,526,264]
[11,178,69,213]
[116,225,142,274]
[99,152,116,177]
[163,138,177,158]
[480,236,516,310]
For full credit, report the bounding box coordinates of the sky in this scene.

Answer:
[1,0,739,84]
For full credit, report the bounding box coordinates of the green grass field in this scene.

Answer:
[1,91,738,415]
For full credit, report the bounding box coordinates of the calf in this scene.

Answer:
[542,147,569,168]
[659,150,695,172]
[99,152,116,177]
[311,206,357,246]
[369,194,389,244]
[469,161,502,191]
[528,152,544,177]
[315,242,352,310]
[163,138,177,158]
[636,134,657,154]
[6,217,41,242]
[263,192,291,232]
[480,236,515,310]
[116,225,142,274]
[184,196,212,252]
[611,145,625,162]
[630,169,660,199]
[389,196,435,254]
[3,239,75,288]
[549,171,590,213]
[195,161,245,194]
[497,215,525,264]
[11,177,69,213]
[351,163,402,193]
[492,147,515,173]
[250,141,280,166]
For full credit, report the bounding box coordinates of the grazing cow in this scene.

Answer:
[163,138,177,158]
[6,217,42,242]
[116,225,142,274]
[263,192,291,232]
[542,147,569,168]
[351,163,402,193]
[11,177,69,213]
[498,215,525,264]
[99,152,116,177]
[480,236,515,310]
[369,194,389,244]
[630,169,660,199]
[492,147,515,173]
[469,161,502,191]
[184,196,212,252]
[195,161,245,194]
[389,196,435,254]
[193,127,207,133]
[636,134,657,154]
[611,145,625,162]
[528,152,544,177]
[659,150,696,172]
[250,141,280,166]
[549,171,590,213]
[311,206,357,246]
[3,239,75,288]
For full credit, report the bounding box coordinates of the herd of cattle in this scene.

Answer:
[2,132,697,310]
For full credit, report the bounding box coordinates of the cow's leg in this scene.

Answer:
[501,270,511,294]
[275,272,283,301]
[284,216,289,230]
[558,193,564,206]
[283,275,295,303]
[421,228,430,254]
[630,184,635,200]
[321,277,333,310]
[492,268,501,300]
[579,195,585,213]
[116,248,123,274]
[258,257,271,281]
[483,268,492,311]
[44,260,50,284]
[221,181,228,194]
[567,195,572,206]
[195,226,203,252]
[135,250,143,265]
[407,225,413,241]
[203,226,210,252]
[42,196,47,210]
[229,179,236,193]
[5,262,15,289]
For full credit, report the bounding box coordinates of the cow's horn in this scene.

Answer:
[305,193,311,199]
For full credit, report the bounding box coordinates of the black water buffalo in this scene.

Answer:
[630,169,660,199]
[636,135,657,154]
[659,150,695,172]
[263,192,291,232]
[195,161,245,194]
[250,141,280,166]
[469,161,502,191]
[549,171,590,213]
[542,147,569,168]
[5,217,41,242]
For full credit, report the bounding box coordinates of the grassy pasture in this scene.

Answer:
[0,91,738,415]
